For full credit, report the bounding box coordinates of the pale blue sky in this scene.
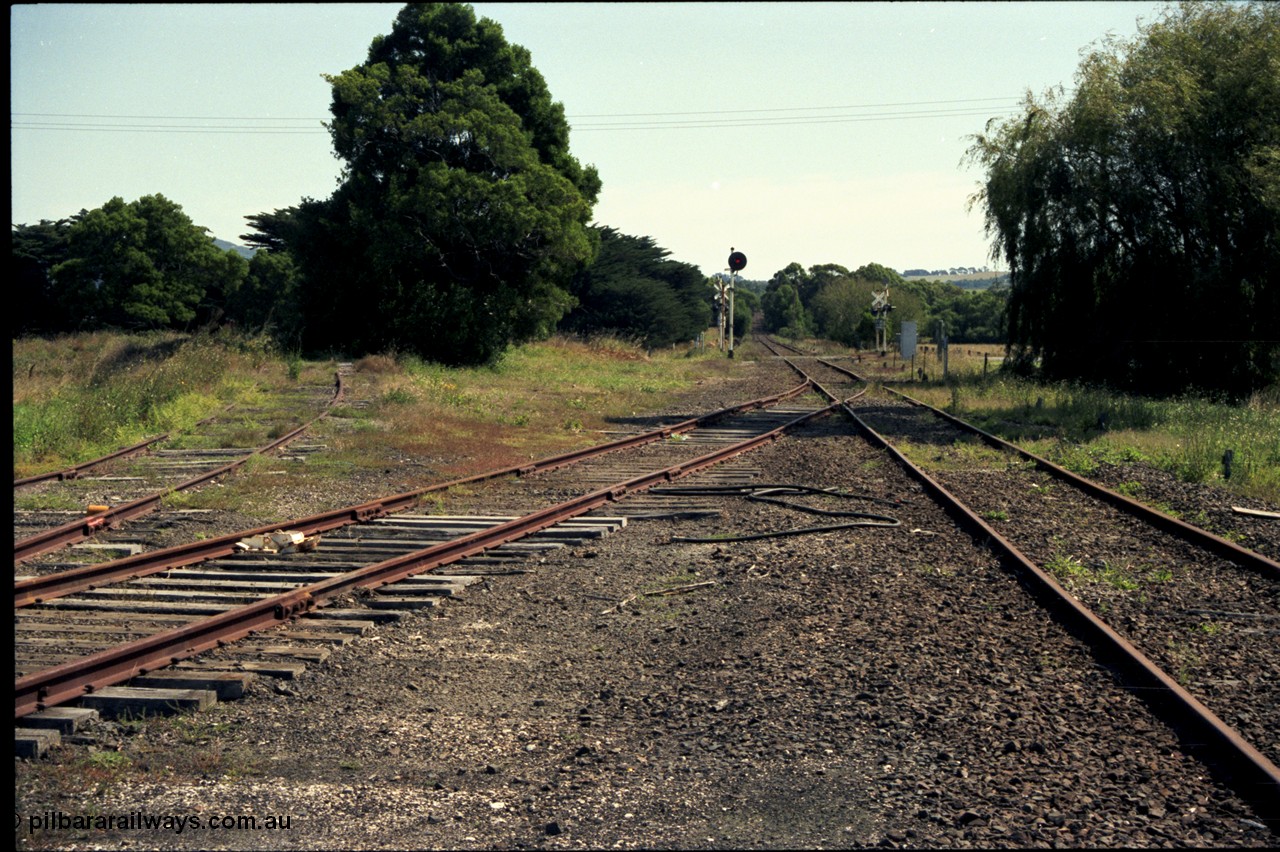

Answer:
[11,2,1168,278]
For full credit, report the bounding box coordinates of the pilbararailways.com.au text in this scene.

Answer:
[25,810,292,835]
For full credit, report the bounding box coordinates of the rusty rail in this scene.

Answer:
[15,390,847,719]
[877,384,1280,579]
[780,352,1280,821]
[14,435,171,488]
[14,373,347,563]
[16,379,814,607]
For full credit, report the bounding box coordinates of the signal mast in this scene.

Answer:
[870,288,893,353]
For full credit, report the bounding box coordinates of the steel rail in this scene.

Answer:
[810,353,1277,576]
[840,395,1280,823]
[15,379,814,607]
[15,391,851,719]
[14,435,171,488]
[875,384,1280,579]
[14,374,347,564]
[780,353,1280,821]
[13,401,245,489]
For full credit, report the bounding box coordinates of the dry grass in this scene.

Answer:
[325,335,733,481]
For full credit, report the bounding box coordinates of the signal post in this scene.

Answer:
[726,248,746,358]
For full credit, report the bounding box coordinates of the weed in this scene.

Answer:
[1114,481,1144,498]
[906,373,1279,503]
[1095,561,1139,591]
[1045,551,1088,581]
[982,509,1009,522]
[1165,638,1203,686]
[381,387,417,405]
[1045,550,1142,591]
[14,492,84,512]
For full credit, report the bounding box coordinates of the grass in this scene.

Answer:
[15,329,739,524]
[907,373,1279,503]
[332,334,735,476]
[1044,548,1145,592]
[12,329,311,478]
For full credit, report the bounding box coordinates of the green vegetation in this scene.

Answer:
[13,196,248,336]
[14,329,728,500]
[911,375,1280,503]
[12,6,717,367]
[967,2,1279,397]
[561,227,712,350]
[12,330,298,477]
[1044,550,1141,592]
[760,261,1006,347]
[244,3,599,366]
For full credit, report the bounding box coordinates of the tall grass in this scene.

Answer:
[911,374,1279,502]
[12,330,288,476]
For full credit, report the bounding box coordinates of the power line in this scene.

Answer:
[572,107,1021,132]
[13,122,324,135]
[569,96,1021,118]
[11,96,1027,134]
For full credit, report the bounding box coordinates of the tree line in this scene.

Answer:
[11,4,713,362]
[759,261,1008,347]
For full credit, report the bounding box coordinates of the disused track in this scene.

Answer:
[13,373,347,564]
[15,376,860,720]
[14,341,1280,843]
[760,337,1279,822]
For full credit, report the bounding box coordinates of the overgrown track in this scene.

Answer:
[15,377,852,719]
[761,340,1279,822]
[13,373,347,564]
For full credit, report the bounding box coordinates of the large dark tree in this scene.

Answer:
[561,227,711,348]
[252,3,601,364]
[12,218,74,335]
[967,1,1279,396]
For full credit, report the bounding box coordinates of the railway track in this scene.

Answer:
[759,338,1279,821]
[16,341,1279,844]
[13,372,346,565]
[15,372,854,723]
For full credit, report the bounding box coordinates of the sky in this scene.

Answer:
[11,2,1170,279]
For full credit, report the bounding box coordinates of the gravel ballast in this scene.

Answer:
[15,358,1278,850]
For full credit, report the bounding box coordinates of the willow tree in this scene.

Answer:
[967,1,1279,396]
[259,3,601,364]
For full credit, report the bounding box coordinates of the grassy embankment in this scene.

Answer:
[13,331,737,511]
[896,344,1280,505]
[12,331,301,479]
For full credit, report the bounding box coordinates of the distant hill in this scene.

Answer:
[903,270,1009,290]
[212,238,255,259]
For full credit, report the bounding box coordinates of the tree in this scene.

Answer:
[967,1,1279,396]
[733,287,760,340]
[11,218,74,335]
[762,284,811,338]
[257,2,602,364]
[811,278,875,347]
[52,194,246,331]
[561,227,710,349]
[227,250,305,347]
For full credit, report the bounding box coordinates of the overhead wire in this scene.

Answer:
[11,95,1028,135]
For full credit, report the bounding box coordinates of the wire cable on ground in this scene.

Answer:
[653,484,901,543]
